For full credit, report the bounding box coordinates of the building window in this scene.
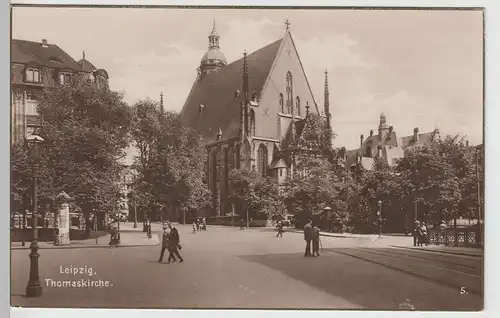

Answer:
[59,72,71,85]
[250,109,256,136]
[296,96,301,116]
[279,94,284,113]
[286,72,293,114]
[26,68,41,83]
[257,144,268,177]
[25,93,38,116]
[280,169,283,177]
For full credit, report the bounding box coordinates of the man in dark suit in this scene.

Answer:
[157,225,169,262]
[303,220,313,257]
[168,223,184,263]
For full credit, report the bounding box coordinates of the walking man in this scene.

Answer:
[304,220,313,257]
[276,221,284,238]
[168,223,184,263]
[312,224,321,256]
[240,218,245,230]
[157,225,170,263]
[413,220,420,247]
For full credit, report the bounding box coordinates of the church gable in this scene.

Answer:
[256,29,320,141]
[180,39,283,143]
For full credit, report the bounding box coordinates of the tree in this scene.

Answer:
[130,101,211,222]
[395,135,471,227]
[228,169,282,221]
[27,77,133,234]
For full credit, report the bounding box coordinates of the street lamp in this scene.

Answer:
[377,200,383,238]
[25,134,44,297]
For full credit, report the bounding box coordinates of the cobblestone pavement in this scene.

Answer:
[11,225,483,310]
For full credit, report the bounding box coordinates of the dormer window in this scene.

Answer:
[59,72,72,85]
[25,68,41,83]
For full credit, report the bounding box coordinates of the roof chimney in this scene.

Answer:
[360,134,364,148]
[389,126,393,133]
[370,130,373,137]
[466,140,470,147]
[413,127,419,142]
[41,39,48,48]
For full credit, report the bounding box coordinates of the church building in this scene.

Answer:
[180,21,332,216]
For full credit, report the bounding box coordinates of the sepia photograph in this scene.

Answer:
[9,5,484,312]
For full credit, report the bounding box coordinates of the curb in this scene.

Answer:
[390,245,483,257]
[11,234,160,250]
[285,229,371,239]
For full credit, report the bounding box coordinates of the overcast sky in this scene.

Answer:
[12,7,483,157]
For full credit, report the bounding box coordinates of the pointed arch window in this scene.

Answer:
[279,94,284,113]
[250,109,256,136]
[257,144,268,177]
[296,96,301,116]
[286,72,293,114]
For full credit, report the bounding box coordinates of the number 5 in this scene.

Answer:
[460,287,467,295]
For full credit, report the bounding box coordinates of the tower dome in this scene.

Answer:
[199,20,227,75]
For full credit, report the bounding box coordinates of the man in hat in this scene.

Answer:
[157,224,170,262]
[303,220,313,257]
[168,222,184,263]
[413,220,420,247]
[276,220,284,238]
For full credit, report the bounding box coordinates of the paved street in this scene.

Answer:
[11,225,483,310]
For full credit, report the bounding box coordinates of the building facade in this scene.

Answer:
[180,22,332,216]
[345,113,442,170]
[11,39,109,144]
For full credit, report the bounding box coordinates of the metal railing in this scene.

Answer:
[428,227,483,248]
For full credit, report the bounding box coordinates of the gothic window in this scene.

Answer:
[257,144,268,177]
[286,72,293,114]
[235,145,241,169]
[279,94,284,113]
[250,109,256,136]
[365,146,372,157]
[227,146,234,171]
[296,96,301,116]
[224,148,229,191]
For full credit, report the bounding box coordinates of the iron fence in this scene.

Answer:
[428,227,483,248]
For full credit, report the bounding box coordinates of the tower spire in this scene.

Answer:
[285,19,291,30]
[82,51,86,60]
[160,92,164,113]
[208,18,220,49]
[324,69,331,129]
[242,50,249,137]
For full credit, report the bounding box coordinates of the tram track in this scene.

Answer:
[355,247,482,276]
[325,247,483,296]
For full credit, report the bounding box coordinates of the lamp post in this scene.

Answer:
[377,200,383,238]
[25,134,44,297]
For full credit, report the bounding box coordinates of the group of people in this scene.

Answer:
[413,220,430,246]
[192,218,207,233]
[158,222,184,263]
[413,219,448,247]
[303,220,321,257]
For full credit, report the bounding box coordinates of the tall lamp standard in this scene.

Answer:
[377,200,383,238]
[25,134,44,297]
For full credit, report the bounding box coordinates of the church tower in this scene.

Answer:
[199,20,227,76]
[378,113,389,140]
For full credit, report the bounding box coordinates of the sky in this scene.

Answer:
[12,7,484,163]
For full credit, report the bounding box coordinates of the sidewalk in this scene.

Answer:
[11,231,160,250]
[391,245,484,257]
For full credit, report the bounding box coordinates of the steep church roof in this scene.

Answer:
[180,38,283,142]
